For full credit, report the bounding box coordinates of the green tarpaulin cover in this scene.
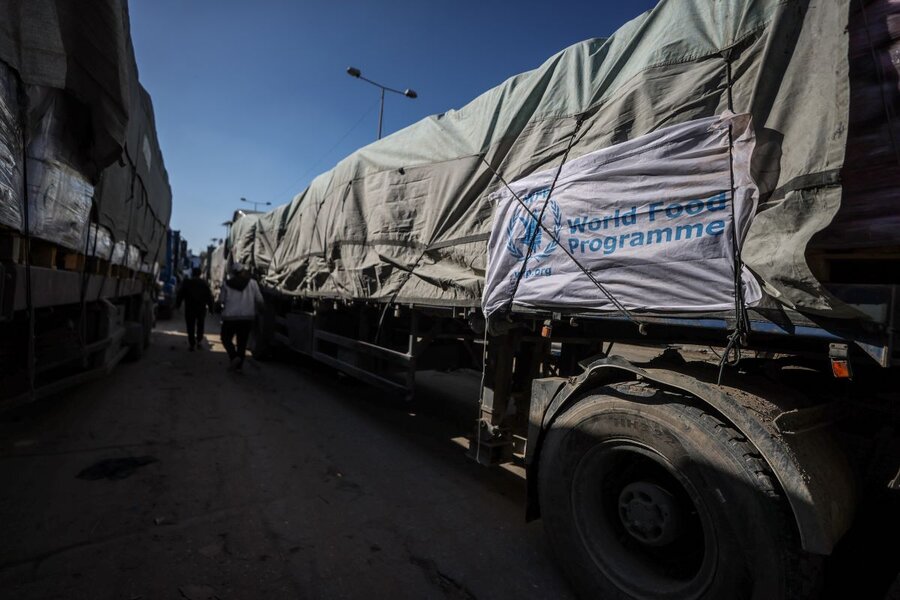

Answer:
[230,0,893,320]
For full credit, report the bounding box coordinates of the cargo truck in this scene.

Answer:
[232,1,900,597]
[157,229,186,319]
[0,1,171,405]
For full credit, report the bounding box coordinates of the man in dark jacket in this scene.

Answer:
[176,267,215,351]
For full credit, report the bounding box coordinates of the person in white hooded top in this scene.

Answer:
[218,263,264,371]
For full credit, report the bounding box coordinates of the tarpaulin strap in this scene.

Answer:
[114,144,139,298]
[77,168,105,351]
[77,151,129,350]
[479,151,642,332]
[768,170,841,202]
[17,74,35,397]
[311,182,352,289]
[115,160,133,288]
[373,244,432,344]
[335,233,492,251]
[505,118,583,312]
[719,57,748,384]
[148,183,164,279]
[372,183,491,342]
[141,165,164,271]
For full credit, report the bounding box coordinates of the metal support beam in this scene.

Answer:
[470,333,517,465]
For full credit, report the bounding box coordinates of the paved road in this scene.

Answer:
[0,319,575,600]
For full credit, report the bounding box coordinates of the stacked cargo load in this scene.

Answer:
[24,89,96,253]
[87,223,115,262]
[0,0,171,274]
[242,0,896,334]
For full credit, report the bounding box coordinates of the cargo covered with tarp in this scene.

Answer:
[0,58,98,254]
[208,243,227,298]
[0,0,171,265]
[0,0,132,169]
[230,205,291,277]
[24,88,96,252]
[229,210,261,273]
[252,0,896,321]
[93,74,172,265]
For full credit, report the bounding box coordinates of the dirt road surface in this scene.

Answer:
[0,319,575,600]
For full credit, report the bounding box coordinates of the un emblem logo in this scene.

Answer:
[505,189,561,263]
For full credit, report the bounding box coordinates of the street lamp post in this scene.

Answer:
[346,67,417,140]
[240,197,271,212]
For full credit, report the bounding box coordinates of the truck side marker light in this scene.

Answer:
[828,343,852,379]
[541,320,553,338]
[830,359,852,379]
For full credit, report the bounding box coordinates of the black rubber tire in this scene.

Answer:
[538,381,820,600]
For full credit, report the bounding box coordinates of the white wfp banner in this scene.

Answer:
[482,113,763,317]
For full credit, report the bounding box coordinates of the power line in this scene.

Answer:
[268,98,381,206]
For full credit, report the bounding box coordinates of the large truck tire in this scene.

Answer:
[537,381,820,600]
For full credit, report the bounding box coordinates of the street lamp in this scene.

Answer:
[346,66,417,140]
[240,197,271,211]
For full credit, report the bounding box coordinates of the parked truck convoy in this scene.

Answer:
[0,0,897,598]
[0,1,171,403]
[226,1,899,598]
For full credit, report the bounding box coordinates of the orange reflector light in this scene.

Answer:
[541,321,553,338]
[831,359,852,379]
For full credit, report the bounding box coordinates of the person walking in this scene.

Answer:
[175,267,215,351]
[218,263,264,371]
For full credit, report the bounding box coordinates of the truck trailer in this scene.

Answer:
[158,228,186,319]
[0,1,171,404]
[229,0,899,597]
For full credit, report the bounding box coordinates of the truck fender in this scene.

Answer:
[525,354,856,556]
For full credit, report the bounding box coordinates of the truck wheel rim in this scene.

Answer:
[570,441,717,599]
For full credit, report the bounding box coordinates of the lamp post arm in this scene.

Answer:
[356,75,408,97]
[347,67,417,140]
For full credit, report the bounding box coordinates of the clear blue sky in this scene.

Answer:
[129,0,657,253]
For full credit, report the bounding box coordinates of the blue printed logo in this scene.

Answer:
[505,189,561,263]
